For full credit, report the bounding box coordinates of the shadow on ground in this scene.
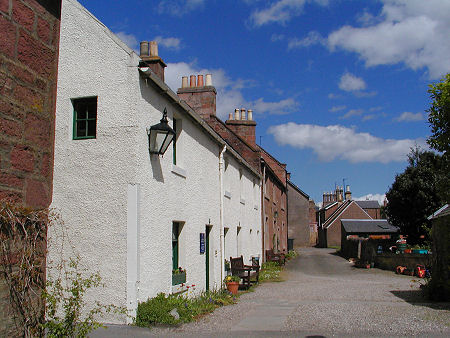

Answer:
[390,289,450,310]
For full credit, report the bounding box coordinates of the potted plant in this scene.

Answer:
[172,267,186,286]
[224,275,240,295]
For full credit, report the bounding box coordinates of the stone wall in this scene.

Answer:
[375,253,432,271]
[0,0,60,208]
[0,0,61,335]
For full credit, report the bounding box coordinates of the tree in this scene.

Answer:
[427,73,450,202]
[385,148,444,245]
[427,73,450,154]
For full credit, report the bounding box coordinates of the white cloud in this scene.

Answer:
[249,0,328,27]
[340,109,363,119]
[288,31,324,49]
[267,123,426,163]
[165,62,298,119]
[157,0,205,16]
[339,73,367,92]
[328,93,341,99]
[271,34,285,42]
[354,193,386,205]
[154,36,182,50]
[329,105,346,112]
[115,31,138,51]
[328,0,450,79]
[251,97,298,115]
[395,111,425,122]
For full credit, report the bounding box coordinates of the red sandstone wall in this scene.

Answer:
[0,0,60,209]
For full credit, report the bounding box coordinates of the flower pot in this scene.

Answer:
[404,249,412,254]
[226,281,239,295]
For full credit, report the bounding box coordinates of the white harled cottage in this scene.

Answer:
[49,0,262,323]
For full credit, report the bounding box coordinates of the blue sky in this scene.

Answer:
[78,0,450,204]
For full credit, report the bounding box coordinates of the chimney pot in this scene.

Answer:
[140,41,149,56]
[149,41,158,57]
[247,109,253,120]
[205,74,212,86]
[234,109,240,120]
[189,75,196,87]
[240,108,246,120]
[197,75,204,87]
[228,113,233,120]
[181,76,188,88]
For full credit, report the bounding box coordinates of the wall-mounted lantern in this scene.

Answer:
[147,108,175,155]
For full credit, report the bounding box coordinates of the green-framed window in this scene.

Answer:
[72,97,97,139]
[172,222,179,270]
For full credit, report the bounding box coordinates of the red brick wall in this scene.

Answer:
[225,119,256,148]
[0,0,60,209]
[326,202,373,247]
[364,208,380,219]
[177,87,216,119]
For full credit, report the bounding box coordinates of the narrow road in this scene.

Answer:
[93,247,450,337]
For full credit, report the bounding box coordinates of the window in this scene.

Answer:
[172,117,182,165]
[72,97,97,139]
[172,222,180,270]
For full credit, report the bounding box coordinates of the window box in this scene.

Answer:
[172,271,186,286]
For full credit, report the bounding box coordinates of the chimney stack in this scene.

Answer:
[225,107,257,147]
[177,74,217,119]
[345,185,352,201]
[139,41,167,81]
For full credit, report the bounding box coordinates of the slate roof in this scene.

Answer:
[355,200,380,209]
[341,219,399,234]
[428,204,450,220]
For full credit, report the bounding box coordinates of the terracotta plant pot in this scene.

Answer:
[226,281,239,295]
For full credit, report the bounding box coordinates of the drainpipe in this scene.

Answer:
[219,145,226,287]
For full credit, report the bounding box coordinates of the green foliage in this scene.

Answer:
[259,262,282,282]
[427,73,450,202]
[285,250,298,260]
[385,148,444,245]
[427,73,450,154]
[224,274,240,283]
[42,256,125,338]
[135,289,236,327]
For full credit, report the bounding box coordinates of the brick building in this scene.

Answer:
[317,186,382,247]
[0,0,61,335]
[177,77,289,257]
[287,178,316,247]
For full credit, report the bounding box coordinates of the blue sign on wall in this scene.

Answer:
[200,233,205,254]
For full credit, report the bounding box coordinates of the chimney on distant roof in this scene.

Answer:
[177,74,217,119]
[225,107,257,147]
[139,41,167,81]
[345,185,352,201]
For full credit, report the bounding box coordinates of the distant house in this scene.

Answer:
[355,200,381,219]
[317,186,378,247]
[287,179,316,247]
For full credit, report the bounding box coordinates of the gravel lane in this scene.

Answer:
[99,247,450,337]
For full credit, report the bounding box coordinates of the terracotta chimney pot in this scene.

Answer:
[240,108,246,120]
[234,108,240,120]
[140,41,149,56]
[190,75,196,87]
[197,75,204,87]
[149,41,158,57]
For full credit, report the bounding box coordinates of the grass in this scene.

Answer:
[135,289,237,327]
[329,246,341,251]
[259,261,283,282]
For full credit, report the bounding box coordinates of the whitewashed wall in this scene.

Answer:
[50,0,261,325]
[223,155,261,265]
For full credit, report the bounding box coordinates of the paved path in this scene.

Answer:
[92,247,450,337]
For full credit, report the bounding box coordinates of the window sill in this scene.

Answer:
[171,165,187,178]
[224,190,232,199]
[240,198,246,205]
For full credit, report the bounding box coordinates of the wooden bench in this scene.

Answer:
[230,256,259,289]
[266,249,286,265]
